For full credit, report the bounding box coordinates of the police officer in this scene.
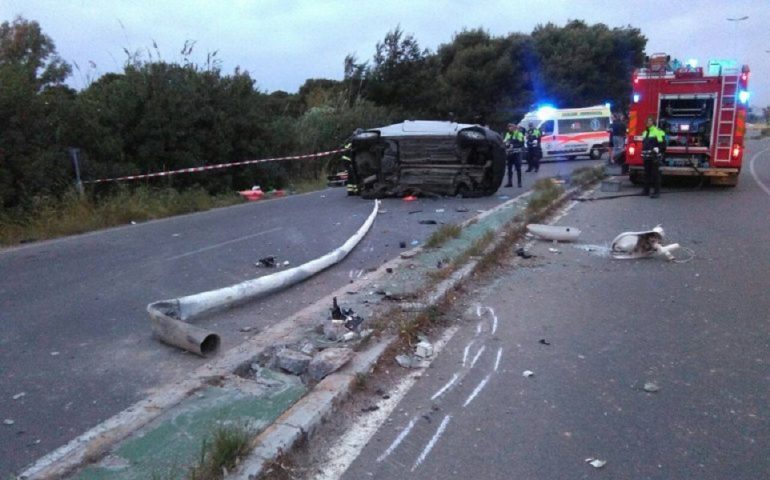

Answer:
[503,123,524,187]
[641,116,666,198]
[525,122,542,172]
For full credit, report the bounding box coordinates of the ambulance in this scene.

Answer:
[518,105,611,160]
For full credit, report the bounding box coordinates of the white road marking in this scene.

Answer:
[462,341,474,367]
[376,417,417,463]
[430,373,460,401]
[313,327,458,480]
[463,374,491,408]
[411,415,452,471]
[165,227,282,261]
[469,345,486,369]
[494,348,503,372]
[749,145,770,196]
[489,307,498,335]
[476,322,483,336]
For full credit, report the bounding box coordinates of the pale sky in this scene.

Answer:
[2,0,768,108]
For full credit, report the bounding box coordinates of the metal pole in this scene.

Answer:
[68,148,84,196]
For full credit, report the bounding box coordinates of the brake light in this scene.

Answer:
[628,144,636,156]
[732,145,741,159]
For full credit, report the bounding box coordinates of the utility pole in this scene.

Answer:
[68,148,84,196]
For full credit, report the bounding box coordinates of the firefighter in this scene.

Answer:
[343,129,362,196]
[503,123,524,187]
[641,115,666,198]
[525,121,542,172]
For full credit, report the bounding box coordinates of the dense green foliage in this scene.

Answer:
[0,16,646,210]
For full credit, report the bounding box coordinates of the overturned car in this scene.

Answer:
[348,120,505,198]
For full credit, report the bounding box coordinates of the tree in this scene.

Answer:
[0,16,73,207]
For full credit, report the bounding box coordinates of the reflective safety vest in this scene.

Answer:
[642,126,666,151]
[342,142,352,162]
[504,130,525,145]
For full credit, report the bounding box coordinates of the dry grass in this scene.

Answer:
[424,223,462,248]
[0,187,242,246]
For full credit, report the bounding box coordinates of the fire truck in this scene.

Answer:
[625,54,750,186]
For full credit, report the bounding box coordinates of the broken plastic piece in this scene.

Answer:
[527,224,581,242]
[611,225,680,260]
[585,458,607,468]
[643,382,660,393]
[522,370,535,377]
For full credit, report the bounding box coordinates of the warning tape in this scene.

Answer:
[84,148,348,184]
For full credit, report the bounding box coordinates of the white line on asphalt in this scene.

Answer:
[411,415,452,471]
[494,348,503,372]
[462,341,474,367]
[463,374,491,408]
[476,322,483,336]
[376,417,417,463]
[431,373,460,401]
[489,307,498,335]
[165,227,282,261]
[313,327,459,480]
[749,145,770,196]
[469,345,486,369]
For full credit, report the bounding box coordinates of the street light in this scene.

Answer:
[727,16,749,58]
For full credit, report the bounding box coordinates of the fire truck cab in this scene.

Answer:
[625,54,750,186]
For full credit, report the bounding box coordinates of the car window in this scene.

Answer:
[557,117,609,134]
[541,120,555,135]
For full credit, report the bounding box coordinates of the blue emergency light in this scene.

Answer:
[536,105,556,121]
[738,90,750,104]
[633,93,641,103]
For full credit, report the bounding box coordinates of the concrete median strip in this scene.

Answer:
[20,177,592,480]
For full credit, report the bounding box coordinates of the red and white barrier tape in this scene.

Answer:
[84,148,348,184]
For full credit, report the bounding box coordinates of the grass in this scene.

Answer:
[424,223,462,248]
[0,187,242,247]
[569,165,606,187]
[526,178,566,214]
[188,423,253,480]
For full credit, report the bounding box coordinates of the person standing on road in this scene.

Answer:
[610,113,627,164]
[503,123,524,187]
[525,122,542,172]
[641,116,666,198]
[343,129,363,196]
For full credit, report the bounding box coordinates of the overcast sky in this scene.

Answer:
[2,0,768,108]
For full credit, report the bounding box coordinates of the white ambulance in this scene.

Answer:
[518,105,611,160]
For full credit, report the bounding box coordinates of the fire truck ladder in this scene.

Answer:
[716,72,738,164]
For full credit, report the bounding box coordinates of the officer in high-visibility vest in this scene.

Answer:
[503,123,524,187]
[641,115,666,198]
[525,122,542,172]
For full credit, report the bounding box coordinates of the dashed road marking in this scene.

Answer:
[377,417,417,463]
[431,373,460,401]
[469,345,486,369]
[411,415,452,471]
[463,374,491,408]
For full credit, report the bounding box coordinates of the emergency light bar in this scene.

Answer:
[738,90,750,104]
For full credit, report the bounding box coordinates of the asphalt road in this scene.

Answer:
[0,158,599,476]
[309,139,770,480]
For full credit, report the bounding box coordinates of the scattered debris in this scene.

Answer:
[378,209,388,214]
[276,349,312,375]
[386,267,393,273]
[585,458,607,468]
[455,207,469,213]
[548,247,561,253]
[395,354,416,368]
[399,241,407,248]
[239,326,255,333]
[400,251,417,259]
[330,297,344,320]
[498,195,510,200]
[408,210,423,214]
[527,224,581,242]
[435,208,445,213]
[538,339,551,346]
[130,221,137,225]
[282,260,290,266]
[362,405,380,413]
[12,392,26,400]
[643,382,660,393]
[3,419,14,426]
[522,370,535,378]
[411,240,420,246]
[418,220,438,225]
[515,247,534,259]
[308,347,353,380]
[611,225,680,261]
[50,351,60,356]
[342,331,359,342]
[256,256,277,268]
[415,340,434,359]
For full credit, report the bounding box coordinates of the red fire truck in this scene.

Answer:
[625,54,750,186]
